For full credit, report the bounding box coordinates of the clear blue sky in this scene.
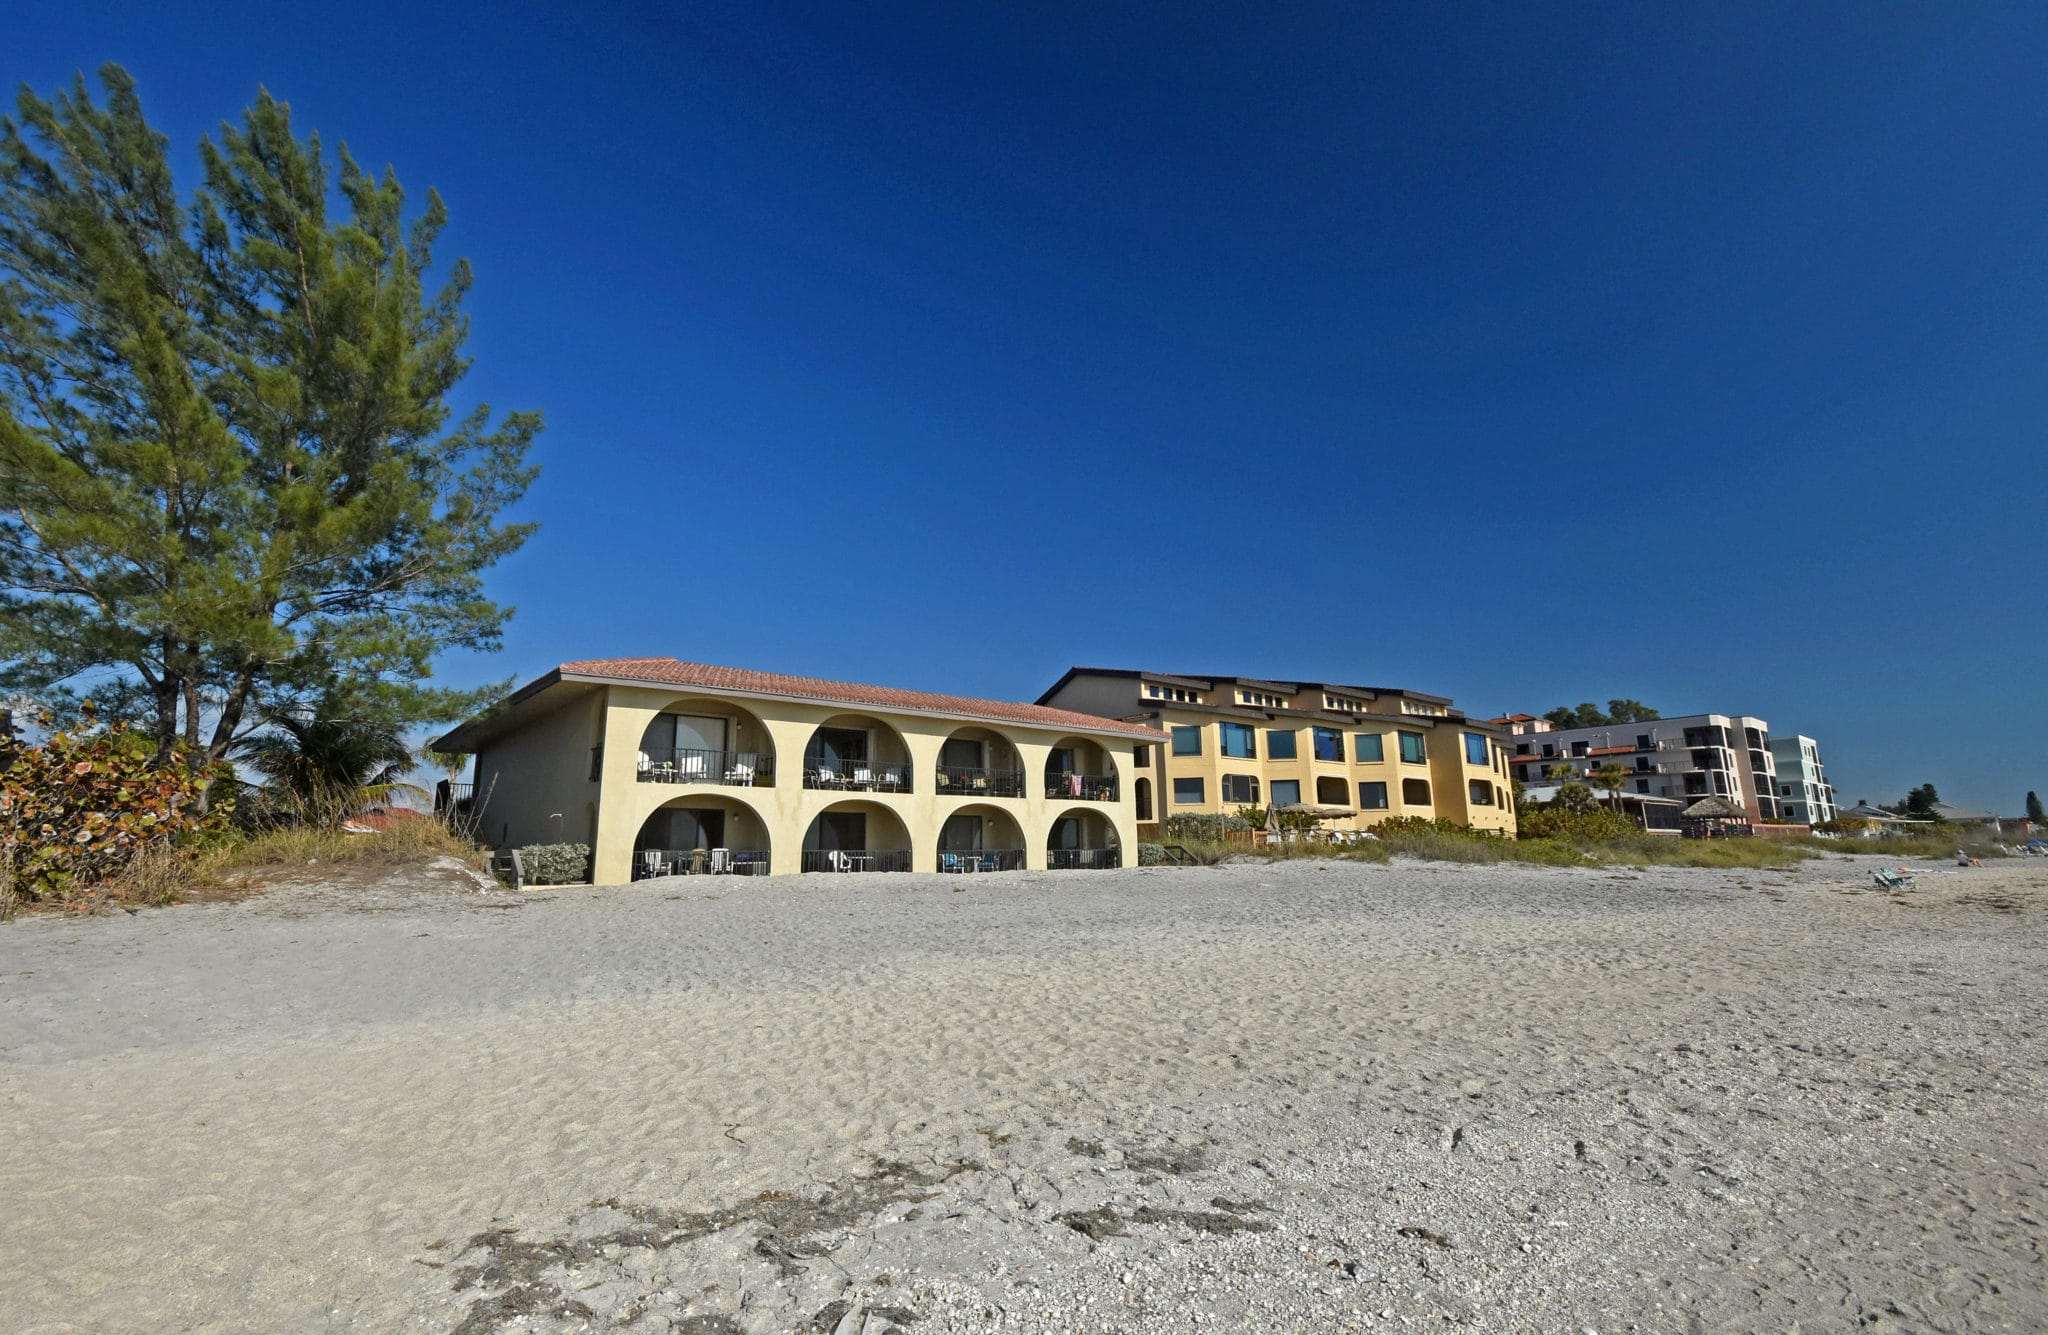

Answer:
[13,2,2046,812]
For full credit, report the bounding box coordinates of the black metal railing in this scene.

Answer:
[801,849,912,873]
[934,766,1025,798]
[1049,847,1122,869]
[634,848,770,878]
[938,848,1025,873]
[636,747,775,787]
[802,758,913,793]
[1045,771,1118,802]
[434,780,485,836]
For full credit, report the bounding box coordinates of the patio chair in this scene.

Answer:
[826,850,849,873]
[638,849,670,879]
[708,848,732,874]
[852,766,873,789]
[1871,867,1915,891]
[678,753,708,782]
[940,852,963,874]
[724,760,755,786]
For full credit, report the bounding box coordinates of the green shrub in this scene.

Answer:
[1,706,230,916]
[1137,842,1168,866]
[1517,805,1640,842]
[1163,813,1250,841]
[519,842,591,883]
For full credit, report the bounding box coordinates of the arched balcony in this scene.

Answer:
[1044,736,1119,803]
[933,726,1025,799]
[801,800,913,873]
[632,793,772,879]
[936,804,1027,874]
[635,699,776,788]
[1047,806,1122,869]
[802,714,915,794]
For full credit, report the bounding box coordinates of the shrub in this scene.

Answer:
[1518,805,1639,843]
[1163,813,1250,842]
[519,842,591,883]
[1137,842,1168,866]
[1,706,229,916]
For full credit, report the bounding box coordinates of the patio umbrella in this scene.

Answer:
[1265,799,1278,844]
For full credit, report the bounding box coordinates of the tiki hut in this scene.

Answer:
[1679,795,1753,839]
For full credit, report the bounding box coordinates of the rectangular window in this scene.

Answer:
[1270,779,1301,807]
[1468,780,1494,805]
[1635,780,1650,794]
[1133,745,1150,768]
[1221,774,1260,803]
[1570,741,1588,757]
[1312,727,1343,762]
[1172,777,1205,804]
[1354,734,1384,763]
[1220,721,1257,759]
[1463,733,1489,766]
[1402,778,1432,806]
[1266,728,1297,760]
[1398,731,1427,764]
[1358,781,1389,809]
[1171,725,1202,756]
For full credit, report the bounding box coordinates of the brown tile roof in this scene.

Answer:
[559,658,1164,740]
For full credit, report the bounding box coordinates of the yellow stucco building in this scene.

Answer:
[431,658,1160,884]
[1035,669,1517,838]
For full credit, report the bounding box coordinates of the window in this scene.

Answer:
[1133,745,1151,768]
[1540,743,1555,757]
[1237,689,1283,708]
[1354,733,1384,763]
[1635,780,1650,794]
[1401,778,1432,806]
[1468,780,1493,805]
[1220,721,1257,759]
[1636,734,1651,749]
[1146,683,1200,703]
[1358,781,1389,809]
[1221,774,1259,803]
[1323,693,1366,713]
[1398,731,1427,764]
[1463,733,1489,766]
[1172,777,1205,805]
[1515,743,1530,755]
[1312,727,1343,761]
[1171,725,1202,756]
[1270,779,1301,807]
[1570,741,1588,757]
[1266,729,1297,759]
[1135,778,1153,820]
[1316,776,1348,804]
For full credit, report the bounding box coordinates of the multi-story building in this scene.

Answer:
[1035,669,1517,839]
[1491,713,1782,822]
[1767,735,1836,825]
[431,657,1159,884]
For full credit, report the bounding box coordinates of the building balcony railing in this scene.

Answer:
[801,849,912,873]
[634,848,770,878]
[1049,847,1123,870]
[934,766,1025,798]
[802,759,913,793]
[1046,771,1118,802]
[939,849,1025,873]
[637,748,775,787]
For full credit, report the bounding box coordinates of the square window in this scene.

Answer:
[1312,727,1343,761]
[1270,779,1301,807]
[1398,731,1427,764]
[1358,781,1389,809]
[1221,774,1260,804]
[1354,734,1384,763]
[1220,721,1257,759]
[1401,777,1432,806]
[1266,729,1297,760]
[1468,780,1493,805]
[1171,726,1202,756]
[1172,777,1205,804]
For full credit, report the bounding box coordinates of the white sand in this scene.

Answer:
[2,852,2044,1333]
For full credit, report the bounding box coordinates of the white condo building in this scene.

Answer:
[1767,734,1836,825]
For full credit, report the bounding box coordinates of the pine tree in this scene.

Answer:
[2027,791,2044,823]
[0,67,538,790]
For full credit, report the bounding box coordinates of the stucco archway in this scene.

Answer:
[801,799,913,873]
[1047,805,1122,869]
[632,791,772,878]
[635,695,777,788]
[801,714,917,794]
[934,726,1025,798]
[1043,736,1119,803]
[935,803,1027,872]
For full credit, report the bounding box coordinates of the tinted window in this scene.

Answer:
[1172,777,1205,804]
[1358,781,1389,809]
[1266,729,1297,760]
[1220,721,1256,759]
[1270,779,1301,807]
[1171,726,1202,756]
[1399,731,1427,764]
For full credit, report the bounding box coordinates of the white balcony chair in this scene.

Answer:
[852,766,873,789]
[724,759,755,786]
[678,753,708,782]
[709,848,732,874]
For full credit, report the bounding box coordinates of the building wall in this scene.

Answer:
[1502,713,1780,821]
[549,685,1146,883]
[1767,734,1836,824]
[472,688,605,852]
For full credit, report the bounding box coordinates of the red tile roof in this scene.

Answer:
[559,658,1164,740]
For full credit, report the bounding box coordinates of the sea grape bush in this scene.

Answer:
[0,706,229,913]
[518,843,591,884]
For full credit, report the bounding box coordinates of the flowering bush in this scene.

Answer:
[1,706,229,913]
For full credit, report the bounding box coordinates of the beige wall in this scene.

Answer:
[564,685,1145,883]
[472,689,605,852]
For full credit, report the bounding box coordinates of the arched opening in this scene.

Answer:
[632,794,772,879]
[934,726,1025,798]
[1047,806,1122,869]
[802,714,915,793]
[1134,777,1153,822]
[802,800,913,873]
[1044,736,1119,802]
[636,697,777,788]
[936,804,1027,873]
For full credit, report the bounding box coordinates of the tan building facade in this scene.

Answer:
[432,658,1159,885]
[1036,669,1517,838]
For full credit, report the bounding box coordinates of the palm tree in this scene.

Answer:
[1591,762,1631,814]
[235,703,421,822]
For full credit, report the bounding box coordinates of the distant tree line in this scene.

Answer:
[1543,699,1661,728]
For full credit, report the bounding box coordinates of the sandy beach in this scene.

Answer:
[2,852,2044,1334]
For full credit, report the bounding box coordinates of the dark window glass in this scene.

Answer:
[1312,727,1343,761]
[1266,729,1297,760]
[1220,721,1257,759]
[1468,779,1493,805]
[1171,726,1202,756]
[1221,773,1260,803]
[1402,777,1432,805]
[1270,779,1301,807]
[1172,777,1205,804]
[1358,781,1389,809]
[1354,734,1384,763]
[1399,731,1427,764]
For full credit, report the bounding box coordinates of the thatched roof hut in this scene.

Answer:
[1680,794,1753,838]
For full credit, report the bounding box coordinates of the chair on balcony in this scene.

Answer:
[808,763,844,790]
[638,849,672,879]
[724,759,755,786]
[940,852,964,874]
[851,766,874,790]
[708,848,732,874]
[677,753,708,782]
